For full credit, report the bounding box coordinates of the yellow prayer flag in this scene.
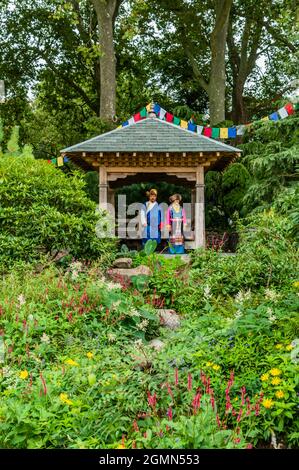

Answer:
[117,125,122,129]
[261,116,269,121]
[146,103,152,111]
[57,156,63,167]
[180,120,188,129]
[220,128,228,139]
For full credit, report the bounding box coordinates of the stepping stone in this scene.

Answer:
[148,338,165,351]
[112,257,133,268]
[107,265,152,282]
[157,309,180,330]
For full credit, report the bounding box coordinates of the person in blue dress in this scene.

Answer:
[141,188,163,247]
[166,194,187,254]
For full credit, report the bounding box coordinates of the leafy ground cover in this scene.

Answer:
[0,211,298,449]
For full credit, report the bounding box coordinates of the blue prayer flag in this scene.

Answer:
[122,121,129,127]
[153,103,161,114]
[228,127,237,138]
[269,112,279,121]
[188,123,196,132]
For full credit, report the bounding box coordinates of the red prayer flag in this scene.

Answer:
[134,112,141,122]
[165,112,174,122]
[284,103,294,115]
[47,159,52,163]
[203,127,212,138]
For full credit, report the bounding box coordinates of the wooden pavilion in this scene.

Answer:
[61,112,241,249]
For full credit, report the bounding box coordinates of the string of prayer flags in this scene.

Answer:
[118,100,297,140]
[47,156,70,167]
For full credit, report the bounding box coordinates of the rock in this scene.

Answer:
[148,338,165,352]
[157,309,180,330]
[112,257,133,269]
[108,265,153,282]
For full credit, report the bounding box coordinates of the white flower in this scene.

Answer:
[137,319,149,331]
[234,310,242,319]
[111,300,121,311]
[17,294,26,306]
[71,271,79,280]
[267,307,273,315]
[268,314,277,323]
[106,282,122,291]
[107,333,116,343]
[130,308,140,317]
[28,314,34,322]
[203,285,212,299]
[70,261,83,272]
[265,289,279,302]
[134,339,143,348]
[41,333,50,344]
[235,289,251,304]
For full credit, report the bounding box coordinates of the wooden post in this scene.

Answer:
[99,166,108,209]
[195,166,205,249]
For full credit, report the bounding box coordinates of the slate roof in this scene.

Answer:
[61,117,241,154]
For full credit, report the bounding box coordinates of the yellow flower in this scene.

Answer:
[212,364,220,371]
[261,373,269,381]
[271,377,282,386]
[65,359,79,366]
[59,393,73,405]
[270,368,281,376]
[19,370,29,379]
[116,444,126,449]
[206,361,213,367]
[275,390,284,399]
[285,344,294,351]
[86,352,94,359]
[234,397,238,401]
[275,344,283,349]
[262,398,274,409]
[293,281,299,288]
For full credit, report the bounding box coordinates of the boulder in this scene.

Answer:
[108,265,152,282]
[148,338,165,352]
[157,309,180,330]
[112,257,133,269]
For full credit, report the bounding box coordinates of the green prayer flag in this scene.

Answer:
[173,116,181,125]
[212,128,220,138]
[51,158,57,165]
[140,107,147,118]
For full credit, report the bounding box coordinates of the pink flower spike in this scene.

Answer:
[167,407,173,421]
[188,373,192,391]
[246,443,253,449]
[175,368,179,386]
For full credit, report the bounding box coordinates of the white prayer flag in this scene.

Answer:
[196,125,203,135]
[128,117,135,126]
[278,107,288,119]
[159,108,166,120]
[236,125,245,135]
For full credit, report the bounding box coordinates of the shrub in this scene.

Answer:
[0,155,117,268]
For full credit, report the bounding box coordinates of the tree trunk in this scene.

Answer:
[92,0,119,121]
[208,0,232,125]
